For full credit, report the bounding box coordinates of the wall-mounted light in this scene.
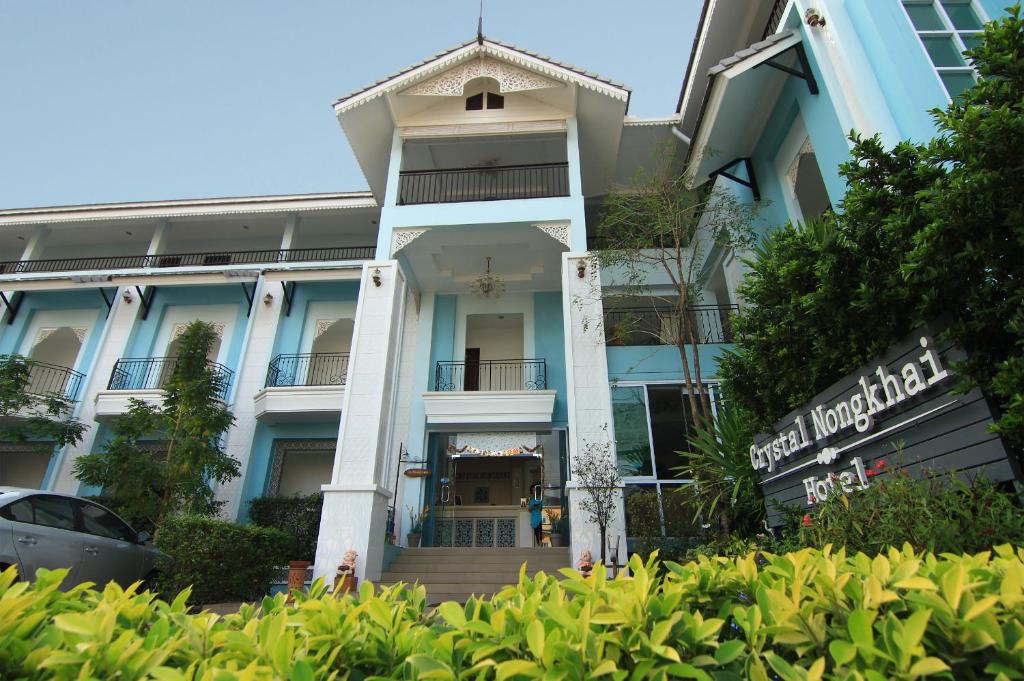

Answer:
[576,260,587,279]
[263,292,274,305]
[122,289,133,304]
[805,8,826,27]
[372,268,382,287]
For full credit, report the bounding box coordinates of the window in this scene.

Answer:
[1,499,33,523]
[77,502,135,541]
[465,91,504,111]
[902,0,986,99]
[611,386,654,476]
[30,496,76,531]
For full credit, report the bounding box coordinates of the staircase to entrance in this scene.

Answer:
[379,547,570,603]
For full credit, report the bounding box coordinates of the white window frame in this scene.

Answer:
[899,0,989,100]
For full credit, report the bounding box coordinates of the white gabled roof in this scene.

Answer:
[333,37,631,114]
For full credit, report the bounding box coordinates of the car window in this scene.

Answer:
[77,502,135,541]
[2,499,33,523]
[30,496,76,531]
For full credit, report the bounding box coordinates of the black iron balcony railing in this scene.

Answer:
[763,0,787,39]
[0,245,376,276]
[604,304,739,346]
[265,352,350,388]
[398,162,569,205]
[20,360,86,401]
[108,357,234,400]
[434,359,547,392]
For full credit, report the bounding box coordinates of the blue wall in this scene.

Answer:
[237,421,340,521]
[269,281,360,356]
[606,343,729,383]
[427,295,457,387]
[0,290,106,365]
[123,285,249,371]
[533,292,567,426]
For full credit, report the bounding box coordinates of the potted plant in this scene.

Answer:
[406,505,428,547]
[549,515,569,547]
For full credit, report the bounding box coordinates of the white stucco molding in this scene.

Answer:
[534,222,571,249]
[390,228,430,257]
[402,55,560,96]
[253,385,345,423]
[421,390,557,427]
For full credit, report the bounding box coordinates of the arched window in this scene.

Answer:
[465,91,504,111]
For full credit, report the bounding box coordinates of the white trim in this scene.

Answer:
[453,293,535,365]
[18,309,99,374]
[152,304,237,366]
[774,115,812,226]
[898,0,988,101]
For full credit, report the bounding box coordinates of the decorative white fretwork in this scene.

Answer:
[534,222,571,249]
[402,56,560,97]
[32,326,88,347]
[170,322,225,341]
[314,319,338,340]
[390,228,430,257]
[456,432,538,454]
[787,138,815,192]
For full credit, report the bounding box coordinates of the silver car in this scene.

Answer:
[0,487,160,589]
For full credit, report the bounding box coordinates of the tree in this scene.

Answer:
[573,438,622,568]
[0,354,87,450]
[592,148,756,424]
[73,321,239,530]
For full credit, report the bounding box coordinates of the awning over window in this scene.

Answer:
[685,30,818,189]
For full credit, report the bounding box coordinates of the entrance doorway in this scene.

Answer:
[464,313,524,391]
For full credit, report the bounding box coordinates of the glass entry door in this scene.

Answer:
[435,452,458,547]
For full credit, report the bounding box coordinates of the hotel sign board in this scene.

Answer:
[752,326,1020,523]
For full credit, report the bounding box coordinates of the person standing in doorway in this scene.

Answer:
[528,484,544,546]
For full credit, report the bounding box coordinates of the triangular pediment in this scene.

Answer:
[400,56,561,97]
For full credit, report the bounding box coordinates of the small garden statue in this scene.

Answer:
[334,549,358,595]
[577,549,594,577]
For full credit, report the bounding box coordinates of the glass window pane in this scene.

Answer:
[4,500,33,523]
[941,70,977,98]
[659,484,701,537]
[78,502,134,541]
[647,385,694,479]
[961,33,983,52]
[611,386,653,476]
[903,2,945,30]
[624,484,661,538]
[941,1,983,30]
[31,496,75,531]
[923,35,968,67]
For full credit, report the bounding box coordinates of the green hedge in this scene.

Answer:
[3,545,1024,678]
[154,514,291,605]
[248,493,323,563]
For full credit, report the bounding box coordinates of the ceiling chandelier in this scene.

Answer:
[470,256,506,299]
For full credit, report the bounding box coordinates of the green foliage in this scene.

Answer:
[0,354,86,447]
[154,514,291,605]
[248,493,323,563]
[799,460,1024,556]
[573,439,621,565]
[720,9,1024,450]
[72,321,239,530]
[675,409,765,538]
[4,545,1024,679]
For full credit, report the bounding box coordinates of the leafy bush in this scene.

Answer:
[798,462,1024,555]
[4,545,1024,679]
[154,514,290,604]
[248,493,323,562]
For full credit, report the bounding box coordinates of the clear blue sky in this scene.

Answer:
[0,1,701,208]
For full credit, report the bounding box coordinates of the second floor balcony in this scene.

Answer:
[424,358,556,429]
[0,357,85,403]
[255,353,350,424]
[265,353,349,388]
[397,162,569,205]
[604,304,739,346]
[0,245,376,277]
[433,359,547,392]
[96,356,233,421]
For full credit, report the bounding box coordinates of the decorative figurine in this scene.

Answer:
[577,549,594,577]
[334,549,358,595]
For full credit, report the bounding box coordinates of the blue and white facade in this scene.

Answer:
[0,1,1002,580]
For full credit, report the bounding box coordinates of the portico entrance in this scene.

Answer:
[422,431,567,549]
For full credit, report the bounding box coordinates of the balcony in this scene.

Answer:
[255,353,349,423]
[424,359,556,428]
[95,357,233,420]
[0,245,376,277]
[604,304,739,346]
[0,357,85,402]
[397,162,569,205]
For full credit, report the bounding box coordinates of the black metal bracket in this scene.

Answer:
[98,288,117,318]
[281,281,295,317]
[136,285,156,321]
[0,291,24,325]
[240,282,256,318]
[709,157,761,201]
[756,43,819,95]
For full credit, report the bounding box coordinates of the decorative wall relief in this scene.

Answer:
[402,56,560,96]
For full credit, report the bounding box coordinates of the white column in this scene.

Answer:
[50,289,144,492]
[561,252,627,572]
[280,214,301,252]
[314,260,407,584]
[147,219,171,258]
[215,275,282,519]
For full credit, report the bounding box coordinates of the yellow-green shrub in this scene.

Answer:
[2,545,1023,679]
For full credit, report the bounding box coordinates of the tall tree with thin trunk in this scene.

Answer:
[573,438,621,568]
[73,321,238,530]
[591,148,757,424]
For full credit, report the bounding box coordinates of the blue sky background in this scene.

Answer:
[0,2,701,208]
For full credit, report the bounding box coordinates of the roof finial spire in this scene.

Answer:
[477,0,484,44]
